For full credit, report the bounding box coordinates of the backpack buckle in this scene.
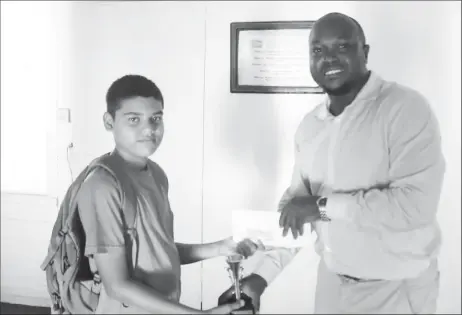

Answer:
[51,293,62,311]
[91,273,102,295]
[93,273,101,284]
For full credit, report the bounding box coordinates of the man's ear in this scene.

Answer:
[363,44,370,64]
[103,112,114,131]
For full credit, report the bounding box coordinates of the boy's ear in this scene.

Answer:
[103,112,115,131]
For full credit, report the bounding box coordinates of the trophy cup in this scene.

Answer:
[218,254,256,314]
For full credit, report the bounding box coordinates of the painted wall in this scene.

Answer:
[1,1,61,306]
[1,1,460,313]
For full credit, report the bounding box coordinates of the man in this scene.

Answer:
[219,12,445,314]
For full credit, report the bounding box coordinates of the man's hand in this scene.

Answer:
[203,300,245,314]
[219,237,265,259]
[279,195,321,239]
[218,274,267,312]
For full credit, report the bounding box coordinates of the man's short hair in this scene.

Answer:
[349,17,367,45]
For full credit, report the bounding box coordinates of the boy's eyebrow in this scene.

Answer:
[123,110,163,116]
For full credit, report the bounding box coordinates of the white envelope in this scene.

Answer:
[232,209,314,248]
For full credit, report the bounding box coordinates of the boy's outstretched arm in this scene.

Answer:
[95,250,244,314]
[95,249,202,314]
[176,238,264,265]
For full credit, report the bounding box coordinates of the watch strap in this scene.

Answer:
[317,197,331,222]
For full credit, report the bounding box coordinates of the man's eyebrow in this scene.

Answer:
[123,112,141,116]
[310,37,354,45]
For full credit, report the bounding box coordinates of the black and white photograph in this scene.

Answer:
[1,1,460,314]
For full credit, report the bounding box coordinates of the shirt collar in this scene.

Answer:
[315,71,383,120]
[111,149,149,172]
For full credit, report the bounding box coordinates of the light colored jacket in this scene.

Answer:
[253,72,446,283]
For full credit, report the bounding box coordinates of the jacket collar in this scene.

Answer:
[315,71,383,120]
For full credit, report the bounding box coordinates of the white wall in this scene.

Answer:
[0,1,62,306]
[0,1,59,195]
[200,1,461,314]
[1,193,57,306]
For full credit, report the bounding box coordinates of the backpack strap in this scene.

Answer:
[40,151,140,271]
[96,152,140,270]
[97,152,139,228]
[40,154,112,271]
[40,152,143,314]
[41,151,142,274]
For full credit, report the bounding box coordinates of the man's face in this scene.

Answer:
[104,96,164,159]
[309,17,369,95]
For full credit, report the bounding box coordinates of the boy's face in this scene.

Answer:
[104,96,164,160]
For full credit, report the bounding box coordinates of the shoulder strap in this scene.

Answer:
[41,151,141,274]
[97,152,141,271]
[97,152,139,230]
[40,153,113,271]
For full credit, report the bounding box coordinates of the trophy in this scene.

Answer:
[218,254,256,314]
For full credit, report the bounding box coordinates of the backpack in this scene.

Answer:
[40,152,140,314]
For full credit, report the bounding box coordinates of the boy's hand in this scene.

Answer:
[219,237,265,258]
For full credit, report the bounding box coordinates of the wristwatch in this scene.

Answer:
[316,197,331,222]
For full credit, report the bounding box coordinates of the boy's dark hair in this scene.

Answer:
[106,74,164,117]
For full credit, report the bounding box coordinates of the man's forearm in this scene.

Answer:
[324,178,444,230]
[252,247,300,285]
[176,241,223,265]
[109,278,201,314]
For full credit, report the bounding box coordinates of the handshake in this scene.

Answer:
[201,238,264,315]
[208,237,265,315]
[213,196,322,314]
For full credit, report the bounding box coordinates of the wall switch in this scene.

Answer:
[57,108,71,123]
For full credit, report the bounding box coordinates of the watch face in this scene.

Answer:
[319,197,327,207]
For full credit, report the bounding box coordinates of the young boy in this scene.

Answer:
[77,74,259,314]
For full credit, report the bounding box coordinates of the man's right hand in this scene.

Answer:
[217,274,268,311]
[203,300,244,314]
